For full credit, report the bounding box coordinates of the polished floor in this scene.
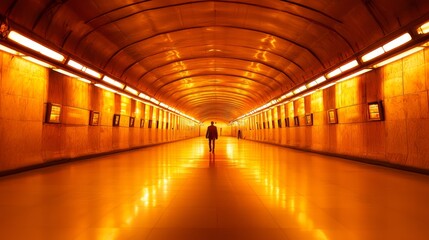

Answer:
[1,137,429,240]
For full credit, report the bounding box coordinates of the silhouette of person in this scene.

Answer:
[206,121,218,152]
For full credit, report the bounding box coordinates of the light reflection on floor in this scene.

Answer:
[1,137,429,240]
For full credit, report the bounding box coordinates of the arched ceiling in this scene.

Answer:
[1,0,429,122]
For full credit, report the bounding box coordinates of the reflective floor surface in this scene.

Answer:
[1,137,429,240]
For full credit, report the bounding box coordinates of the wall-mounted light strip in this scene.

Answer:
[307,76,326,88]
[293,85,307,94]
[124,86,138,95]
[138,92,151,100]
[67,59,102,79]
[327,60,358,78]
[361,33,412,62]
[8,31,65,62]
[383,33,412,52]
[102,76,125,89]
[150,98,160,105]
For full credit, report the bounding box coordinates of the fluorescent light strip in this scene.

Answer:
[94,83,117,93]
[67,59,83,70]
[67,59,102,79]
[125,86,138,95]
[339,60,358,72]
[382,33,412,52]
[150,98,160,105]
[361,47,384,62]
[326,68,342,78]
[307,76,326,88]
[102,76,125,89]
[139,93,151,100]
[8,31,65,62]
[84,68,102,79]
[373,47,424,68]
[293,85,307,94]
[361,33,413,63]
[23,56,53,68]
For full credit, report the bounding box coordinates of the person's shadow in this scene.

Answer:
[209,152,215,168]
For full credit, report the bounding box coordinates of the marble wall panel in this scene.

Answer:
[383,60,404,98]
[403,51,426,94]
[406,119,429,169]
[404,91,429,119]
[385,119,407,165]
[384,96,405,121]
[365,121,386,160]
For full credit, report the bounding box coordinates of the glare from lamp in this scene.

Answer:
[373,47,424,68]
[94,83,117,93]
[0,44,19,55]
[23,56,53,68]
[53,68,79,78]
[336,69,372,83]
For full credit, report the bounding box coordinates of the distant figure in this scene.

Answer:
[206,121,218,152]
[237,129,242,139]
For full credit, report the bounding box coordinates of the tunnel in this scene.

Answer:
[1,1,429,239]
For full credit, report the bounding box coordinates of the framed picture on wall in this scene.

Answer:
[113,114,121,126]
[285,117,290,127]
[368,101,384,121]
[272,120,275,129]
[166,122,169,129]
[45,103,62,124]
[140,119,145,128]
[305,113,313,126]
[148,120,152,128]
[294,116,299,126]
[129,117,135,127]
[327,109,338,124]
[278,119,282,128]
[89,111,100,126]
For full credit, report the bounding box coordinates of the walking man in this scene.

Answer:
[206,121,218,152]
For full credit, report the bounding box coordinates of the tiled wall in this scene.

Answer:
[0,52,200,173]
[235,49,429,171]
